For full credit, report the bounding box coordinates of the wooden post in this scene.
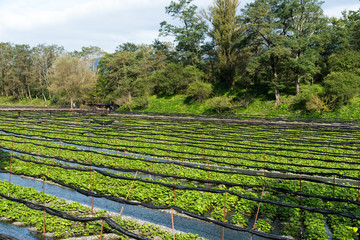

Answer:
[325,146,328,168]
[8,138,13,197]
[332,174,335,211]
[181,143,184,173]
[150,149,155,179]
[28,143,31,170]
[120,171,138,217]
[286,152,289,177]
[250,154,267,240]
[138,137,140,158]
[58,139,61,159]
[88,119,91,164]
[99,219,104,240]
[122,150,126,172]
[8,153,12,197]
[42,176,46,233]
[250,186,265,240]
[28,142,31,158]
[91,170,95,216]
[236,158,239,184]
[173,163,176,202]
[222,192,227,240]
[300,160,303,236]
[171,208,175,240]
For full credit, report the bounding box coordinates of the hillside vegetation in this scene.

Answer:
[0,0,359,119]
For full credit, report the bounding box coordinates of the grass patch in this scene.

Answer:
[0,97,50,107]
[140,95,210,115]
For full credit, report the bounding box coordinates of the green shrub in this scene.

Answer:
[291,84,323,110]
[324,71,360,105]
[305,95,336,113]
[186,81,213,102]
[115,95,149,111]
[206,96,234,114]
[131,96,149,110]
[328,50,360,75]
[151,63,205,96]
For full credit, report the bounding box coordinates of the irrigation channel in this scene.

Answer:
[0,173,268,240]
[0,110,360,240]
[0,221,41,240]
[0,136,273,240]
[2,131,359,192]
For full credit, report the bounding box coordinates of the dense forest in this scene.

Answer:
[0,0,359,114]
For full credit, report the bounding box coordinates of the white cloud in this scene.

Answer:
[324,3,360,18]
[0,0,170,51]
[0,0,359,53]
[0,0,164,32]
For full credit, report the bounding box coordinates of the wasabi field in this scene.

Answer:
[0,110,359,240]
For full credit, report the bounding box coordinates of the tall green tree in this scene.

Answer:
[152,39,178,64]
[352,9,360,49]
[48,55,95,108]
[72,46,105,71]
[345,9,360,50]
[203,0,241,89]
[278,0,326,95]
[159,0,208,65]
[32,44,64,101]
[115,43,139,53]
[96,44,165,109]
[0,43,13,97]
[323,49,360,105]
[10,44,34,99]
[243,0,291,105]
[151,62,205,96]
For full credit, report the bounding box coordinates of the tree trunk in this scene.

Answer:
[295,53,300,95]
[42,91,47,102]
[275,88,281,105]
[128,92,132,112]
[273,64,281,105]
[228,63,235,91]
[27,85,32,100]
[295,77,300,95]
[70,98,74,110]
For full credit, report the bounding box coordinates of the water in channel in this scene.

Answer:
[0,173,270,240]
[0,221,43,240]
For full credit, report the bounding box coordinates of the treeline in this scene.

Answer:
[1,0,360,113]
[0,43,101,107]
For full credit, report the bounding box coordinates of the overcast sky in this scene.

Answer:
[0,0,359,53]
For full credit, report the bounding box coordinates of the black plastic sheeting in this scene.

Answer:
[0,112,359,239]
[1,155,360,223]
[0,169,289,240]
[2,126,358,161]
[2,135,360,179]
[2,117,358,148]
[0,192,151,240]
[2,153,360,208]
[0,234,19,240]
[1,113,359,148]
[2,143,360,192]
[1,110,359,130]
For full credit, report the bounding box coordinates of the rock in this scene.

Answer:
[0,217,12,222]
[28,227,38,232]
[61,233,121,240]
[43,232,56,238]
[12,221,26,227]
